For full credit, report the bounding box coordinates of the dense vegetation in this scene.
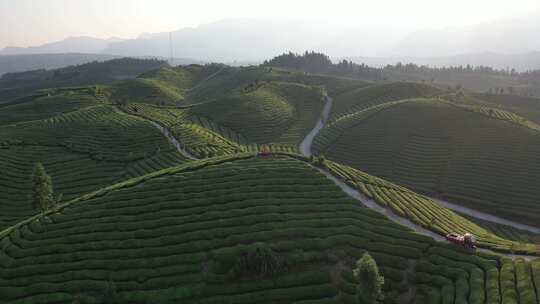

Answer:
[1,155,538,304]
[314,98,540,226]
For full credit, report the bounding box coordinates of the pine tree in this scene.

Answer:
[353,252,384,304]
[31,163,54,212]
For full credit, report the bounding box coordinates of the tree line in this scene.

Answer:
[264,51,540,89]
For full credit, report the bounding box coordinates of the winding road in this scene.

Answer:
[299,96,333,156]
[144,91,538,260]
[298,93,539,260]
[148,121,197,160]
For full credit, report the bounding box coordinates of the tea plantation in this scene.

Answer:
[0,88,100,126]
[329,82,442,121]
[190,81,325,145]
[0,103,190,229]
[2,60,540,304]
[1,155,539,304]
[314,98,540,226]
[473,93,540,124]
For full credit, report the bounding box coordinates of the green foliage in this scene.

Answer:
[31,163,54,212]
[353,252,384,304]
[264,51,332,73]
[233,243,288,277]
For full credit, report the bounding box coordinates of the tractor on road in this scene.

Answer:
[446,232,477,251]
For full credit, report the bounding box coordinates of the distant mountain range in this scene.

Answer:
[0,36,123,55]
[2,14,540,71]
[0,53,120,76]
[0,54,205,76]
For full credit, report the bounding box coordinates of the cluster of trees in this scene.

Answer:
[264,51,332,73]
[264,52,383,80]
[384,62,519,76]
[354,252,385,304]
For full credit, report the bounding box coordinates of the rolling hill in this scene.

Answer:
[190,81,325,145]
[329,82,442,120]
[473,93,540,124]
[1,154,539,303]
[1,59,540,304]
[314,97,540,226]
[0,93,190,229]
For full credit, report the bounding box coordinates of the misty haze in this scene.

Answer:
[1,1,540,303]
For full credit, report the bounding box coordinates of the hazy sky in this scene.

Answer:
[1,0,540,49]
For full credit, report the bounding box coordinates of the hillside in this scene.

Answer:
[190,81,325,145]
[2,154,539,303]
[0,97,189,229]
[314,98,540,226]
[111,66,196,106]
[473,93,540,124]
[0,53,119,76]
[329,82,442,120]
[0,58,167,104]
[0,87,100,125]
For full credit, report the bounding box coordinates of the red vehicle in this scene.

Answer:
[446,232,477,250]
[257,146,272,157]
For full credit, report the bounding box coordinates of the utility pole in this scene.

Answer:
[169,32,174,65]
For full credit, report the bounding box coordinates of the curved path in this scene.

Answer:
[148,121,197,160]
[299,94,539,260]
[432,198,540,234]
[299,96,333,156]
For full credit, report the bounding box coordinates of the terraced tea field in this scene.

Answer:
[322,160,539,254]
[190,81,325,145]
[111,67,197,106]
[123,103,244,158]
[2,60,540,304]
[474,93,540,124]
[2,155,538,304]
[0,104,189,229]
[329,82,442,121]
[314,98,540,226]
[0,88,100,125]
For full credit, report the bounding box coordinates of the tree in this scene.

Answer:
[353,252,384,304]
[31,163,55,212]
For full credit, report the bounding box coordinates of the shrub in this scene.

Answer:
[233,243,288,277]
